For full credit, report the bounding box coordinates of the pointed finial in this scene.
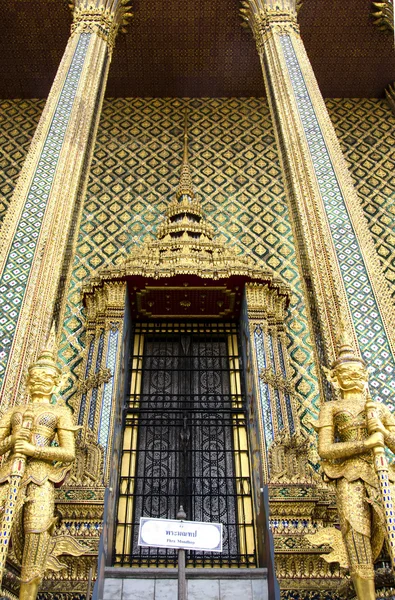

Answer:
[28,321,60,375]
[182,109,189,164]
[332,315,365,370]
[176,109,195,200]
[176,505,187,520]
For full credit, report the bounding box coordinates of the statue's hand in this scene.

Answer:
[10,428,30,449]
[367,415,387,436]
[14,440,36,457]
[14,426,32,442]
[364,432,385,449]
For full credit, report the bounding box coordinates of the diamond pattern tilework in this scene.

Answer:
[0,33,91,390]
[280,35,395,404]
[1,0,394,99]
[254,326,274,447]
[58,98,319,454]
[88,329,105,429]
[327,98,395,302]
[0,100,44,224]
[3,97,393,466]
[99,328,119,455]
[78,336,95,425]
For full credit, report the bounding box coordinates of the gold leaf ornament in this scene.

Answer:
[46,535,88,573]
[306,527,349,569]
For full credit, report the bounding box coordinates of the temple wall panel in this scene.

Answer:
[57,97,320,467]
[327,98,395,301]
[0,99,44,223]
[0,96,394,456]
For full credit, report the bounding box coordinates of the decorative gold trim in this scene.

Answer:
[0,0,134,412]
[73,281,126,479]
[240,0,395,378]
[371,0,394,32]
[136,286,237,319]
[385,82,395,116]
[70,0,134,45]
[77,367,112,395]
[292,31,395,356]
[240,0,299,47]
[0,37,115,406]
[251,24,344,365]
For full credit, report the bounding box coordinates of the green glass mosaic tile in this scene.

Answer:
[280,35,395,404]
[1,96,394,470]
[58,98,319,457]
[0,99,44,224]
[0,33,92,390]
[327,98,395,302]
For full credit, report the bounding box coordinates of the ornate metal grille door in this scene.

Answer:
[115,322,257,568]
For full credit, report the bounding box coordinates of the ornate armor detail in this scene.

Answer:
[0,334,80,600]
[316,330,395,600]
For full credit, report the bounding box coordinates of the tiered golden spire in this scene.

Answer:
[104,108,278,282]
[28,322,60,375]
[83,111,289,307]
[156,110,215,242]
[332,317,365,369]
[176,111,195,200]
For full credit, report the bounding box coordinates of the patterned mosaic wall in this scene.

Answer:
[0,99,44,223]
[327,98,395,301]
[0,34,92,391]
[281,37,395,402]
[57,97,319,454]
[0,97,394,465]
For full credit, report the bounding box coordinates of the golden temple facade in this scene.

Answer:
[0,1,394,599]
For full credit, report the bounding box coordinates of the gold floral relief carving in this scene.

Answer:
[241,0,395,382]
[290,34,395,355]
[0,20,119,408]
[240,0,300,47]
[77,367,112,395]
[371,0,394,32]
[70,0,134,45]
[385,82,395,116]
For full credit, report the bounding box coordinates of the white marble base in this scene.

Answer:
[103,577,268,600]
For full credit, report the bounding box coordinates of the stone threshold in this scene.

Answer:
[105,567,268,580]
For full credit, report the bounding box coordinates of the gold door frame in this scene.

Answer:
[65,277,301,575]
[115,321,257,568]
[73,279,294,488]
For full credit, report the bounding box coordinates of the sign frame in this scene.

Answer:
[138,516,223,553]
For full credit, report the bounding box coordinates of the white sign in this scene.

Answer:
[138,517,223,552]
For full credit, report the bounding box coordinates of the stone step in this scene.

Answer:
[101,568,268,600]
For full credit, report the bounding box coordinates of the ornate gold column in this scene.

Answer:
[241,0,395,403]
[0,0,132,404]
[77,280,127,482]
[240,282,312,483]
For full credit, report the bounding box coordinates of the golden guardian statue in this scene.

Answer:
[0,333,79,599]
[317,331,395,599]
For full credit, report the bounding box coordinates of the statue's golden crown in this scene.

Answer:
[331,317,365,370]
[28,323,60,375]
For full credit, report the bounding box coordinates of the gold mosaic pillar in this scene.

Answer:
[240,282,304,482]
[0,0,132,404]
[77,280,127,482]
[241,0,395,403]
